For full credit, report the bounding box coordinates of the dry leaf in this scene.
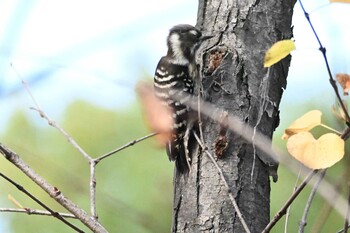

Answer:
[330,0,350,3]
[283,110,322,139]
[332,100,348,122]
[264,40,295,68]
[336,73,350,96]
[136,82,172,145]
[287,132,344,169]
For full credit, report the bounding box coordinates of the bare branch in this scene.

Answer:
[11,63,42,110]
[90,160,97,219]
[262,170,318,233]
[11,67,161,222]
[284,169,302,233]
[0,208,76,219]
[312,175,344,232]
[0,143,107,233]
[13,64,92,161]
[298,169,326,233]
[30,107,92,161]
[95,132,157,163]
[337,226,350,233]
[0,172,84,232]
[344,182,350,233]
[193,132,251,233]
[13,68,102,218]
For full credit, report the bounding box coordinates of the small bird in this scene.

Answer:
[153,24,211,174]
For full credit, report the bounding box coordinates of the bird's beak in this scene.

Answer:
[199,35,214,41]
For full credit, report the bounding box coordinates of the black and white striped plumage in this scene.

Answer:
[153,24,208,174]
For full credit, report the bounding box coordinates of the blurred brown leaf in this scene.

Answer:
[136,82,173,146]
[336,73,350,96]
[332,99,348,122]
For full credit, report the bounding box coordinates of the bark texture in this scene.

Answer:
[173,0,296,232]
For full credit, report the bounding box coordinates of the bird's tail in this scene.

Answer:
[166,125,198,175]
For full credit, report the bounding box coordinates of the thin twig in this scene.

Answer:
[312,173,344,232]
[262,170,318,233]
[15,68,98,217]
[298,169,326,233]
[90,160,97,219]
[94,132,157,163]
[284,169,302,233]
[337,226,350,233]
[0,172,84,232]
[13,63,92,161]
[0,143,107,233]
[344,182,350,233]
[193,132,251,233]
[11,63,42,110]
[298,0,350,125]
[0,208,76,218]
[30,107,92,161]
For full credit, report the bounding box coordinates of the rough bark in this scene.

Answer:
[172,0,296,232]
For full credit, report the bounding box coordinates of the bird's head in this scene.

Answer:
[166,24,211,65]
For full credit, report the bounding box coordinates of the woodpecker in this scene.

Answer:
[153,24,211,174]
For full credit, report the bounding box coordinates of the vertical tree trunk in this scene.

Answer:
[173,0,296,232]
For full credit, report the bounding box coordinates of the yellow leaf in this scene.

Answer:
[287,132,344,169]
[330,0,350,3]
[282,110,322,139]
[264,40,295,68]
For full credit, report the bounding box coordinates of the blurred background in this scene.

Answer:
[0,0,349,232]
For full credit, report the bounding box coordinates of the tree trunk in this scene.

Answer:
[172,0,296,232]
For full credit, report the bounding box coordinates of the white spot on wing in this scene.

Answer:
[156,69,167,76]
[176,108,187,115]
[154,74,175,82]
[154,81,178,89]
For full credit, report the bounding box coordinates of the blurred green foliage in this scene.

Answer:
[0,99,348,232]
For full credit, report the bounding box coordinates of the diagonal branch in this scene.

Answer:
[0,143,107,233]
[344,180,350,233]
[284,169,302,232]
[31,107,92,161]
[0,172,83,232]
[94,132,157,163]
[298,169,327,233]
[262,169,318,233]
[0,208,76,218]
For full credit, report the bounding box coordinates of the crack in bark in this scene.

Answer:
[212,0,222,31]
[196,151,201,216]
[172,194,182,233]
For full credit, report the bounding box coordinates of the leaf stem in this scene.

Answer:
[320,123,342,135]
